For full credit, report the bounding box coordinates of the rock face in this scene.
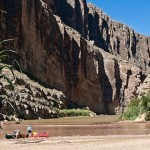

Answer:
[0,0,149,116]
[137,75,150,96]
[0,69,65,120]
[46,0,88,38]
[87,4,150,74]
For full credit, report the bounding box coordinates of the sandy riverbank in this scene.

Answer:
[0,135,150,150]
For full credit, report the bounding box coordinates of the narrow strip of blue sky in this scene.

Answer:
[87,0,150,36]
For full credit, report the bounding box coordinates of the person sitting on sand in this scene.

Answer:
[27,125,32,137]
[13,129,20,139]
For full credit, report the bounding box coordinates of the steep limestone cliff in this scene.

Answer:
[87,4,150,74]
[0,0,149,117]
[44,0,88,38]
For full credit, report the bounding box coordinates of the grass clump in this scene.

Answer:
[120,94,150,121]
[56,108,95,117]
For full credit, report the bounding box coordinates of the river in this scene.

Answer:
[1,116,150,138]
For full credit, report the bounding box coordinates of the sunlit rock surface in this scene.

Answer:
[0,0,149,117]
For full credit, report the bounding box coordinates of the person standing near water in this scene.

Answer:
[27,125,32,137]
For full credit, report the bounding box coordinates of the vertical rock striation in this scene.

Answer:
[87,3,150,74]
[0,0,149,115]
[45,0,88,38]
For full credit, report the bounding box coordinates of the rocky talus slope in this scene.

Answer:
[0,69,65,120]
[0,0,150,118]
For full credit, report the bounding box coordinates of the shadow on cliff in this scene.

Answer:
[114,59,123,112]
[88,11,110,52]
[96,52,113,114]
[63,30,81,98]
[51,0,85,36]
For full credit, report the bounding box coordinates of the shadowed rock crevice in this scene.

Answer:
[75,0,83,35]
[47,0,88,38]
[88,5,107,49]
[3,0,22,37]
[96,53,113,114]
[130,31,137,57]
[80,37,88,78]
[114,60,122,108]
[124,70,132,89]
[63,29,72,97]
[71,38,80,87]
[101,19,111,52]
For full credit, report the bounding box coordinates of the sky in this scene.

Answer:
[87,0,150,36]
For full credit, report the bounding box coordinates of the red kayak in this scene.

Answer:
[31,132,48,137]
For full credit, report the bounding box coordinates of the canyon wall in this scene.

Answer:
[0,0,149,116]
[87,4,150,74]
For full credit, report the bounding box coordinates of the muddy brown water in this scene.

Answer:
[1,116,150,139]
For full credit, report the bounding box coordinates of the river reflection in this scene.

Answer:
[1,116,150,138]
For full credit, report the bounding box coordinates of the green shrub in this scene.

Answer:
[140,95,150,113]
[120,106,140,120]
[55,109,93,117]
[128,98,139,107]
[120,95,150,121]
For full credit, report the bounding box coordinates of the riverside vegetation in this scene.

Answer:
[55,108,95,117]
[120,92,150,121]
